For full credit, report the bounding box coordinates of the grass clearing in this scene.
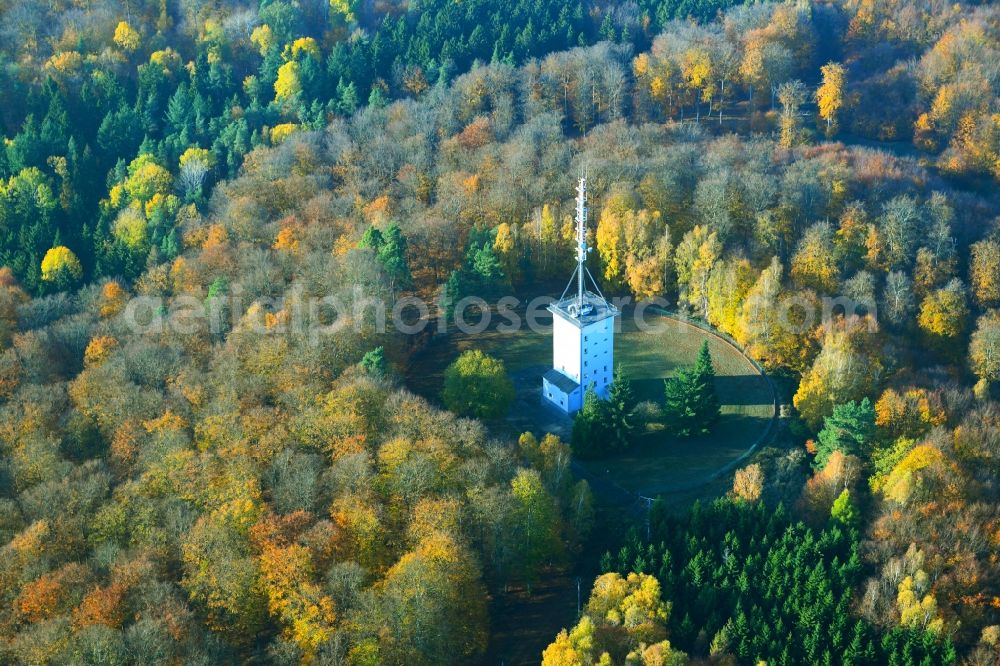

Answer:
[404,308,774,497]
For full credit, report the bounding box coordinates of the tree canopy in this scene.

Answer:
[663,341,720,437]
[0,0,997,662]
[442,350,515,419]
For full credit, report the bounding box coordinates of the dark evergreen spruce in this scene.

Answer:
[664,340,720,437]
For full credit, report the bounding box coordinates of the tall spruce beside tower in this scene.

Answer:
[606,367,638,448]
[664,340,721,437]
[694,340,721,424]
[571,369,638,458]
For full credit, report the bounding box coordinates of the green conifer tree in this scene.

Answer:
[693,340,721,427]
[606,367,637,451]
[664,367,700,437]
[664,341,720,437]
[378,222,412,292]
[360,223,411,293]
[572,385,611,458]
[814,398,876,469]
[359,225,384,252]
[360,346,387,377]
[830,488,859,527]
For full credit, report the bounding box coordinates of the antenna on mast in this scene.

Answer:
[575,177,588,311]
[555,174,608,319]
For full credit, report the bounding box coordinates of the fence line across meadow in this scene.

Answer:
[617,306,781,504]
[647,306,780,481]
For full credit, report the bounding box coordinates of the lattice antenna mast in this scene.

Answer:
[575,177,588,308]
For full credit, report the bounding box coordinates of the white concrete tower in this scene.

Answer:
[542,178,619,414]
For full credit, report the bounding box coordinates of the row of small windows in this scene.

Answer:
[583,347,610,355]
[582,327,611,342]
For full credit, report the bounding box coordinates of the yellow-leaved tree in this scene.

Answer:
[597,192,671,299]
[793,317,883,428]
[251,24,274,56]
[113,21,140,53]
[816,62,846,136]
[675,225,720,318]
[790,221,840,293]
[880,443,948,506]
[40,246,82,285]
[274,60,301,100]
[253,513,336,660]
[288,37,320,60]
[917,278,968,355]
[542,572,686,666]
[84,336,119,367]
[122,154,172,203]
[969,239,1000,308]
[706,258,754,338]
[376,531,489,663]
[330,0,358,23]
[270,123,300,144]
[681,47,714,120]
[113,207,148,250]
[778,80,807,148]
[731,463,764,503]
[493,222,520,285]
[896,570,945,634]
[970,311,1000,396]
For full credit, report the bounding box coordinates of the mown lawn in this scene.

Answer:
[404,308,774,496]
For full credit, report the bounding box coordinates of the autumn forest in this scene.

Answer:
[0,0,997,664]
